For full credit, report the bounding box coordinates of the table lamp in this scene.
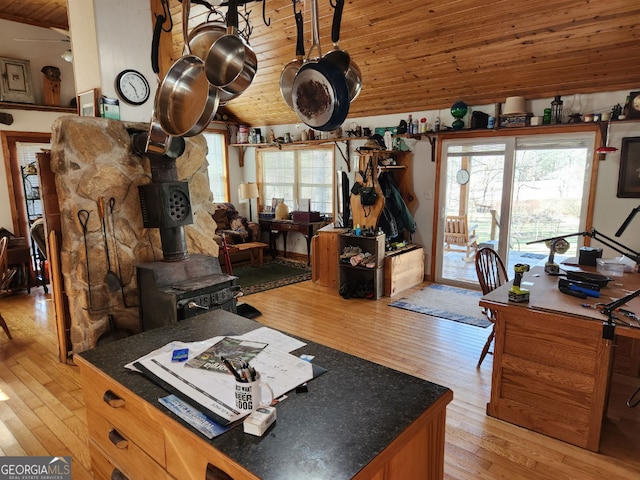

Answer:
[239,182,259,222]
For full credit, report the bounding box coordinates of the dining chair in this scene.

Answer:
[475,247,508,367]
[0,236,14,339]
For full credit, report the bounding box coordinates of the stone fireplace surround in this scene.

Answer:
[50,116,220,353]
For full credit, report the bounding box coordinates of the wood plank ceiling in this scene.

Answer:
[3,0,640,127]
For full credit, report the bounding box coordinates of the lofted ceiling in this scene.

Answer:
[3,0,640,127]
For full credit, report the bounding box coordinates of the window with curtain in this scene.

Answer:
[203,131,229,202]
[258,146,334,215]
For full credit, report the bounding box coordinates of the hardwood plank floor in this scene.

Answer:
[1,281,639,479]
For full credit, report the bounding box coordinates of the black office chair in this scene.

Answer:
[475,247,508,367]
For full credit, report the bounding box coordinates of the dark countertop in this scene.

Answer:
[78,309,452,480]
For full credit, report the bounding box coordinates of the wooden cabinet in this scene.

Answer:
[384,245,425,296]
[339,233,385,299]
[312,225,347,288]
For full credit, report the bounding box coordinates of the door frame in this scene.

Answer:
[2,131,52,237]
[430,124,602,283]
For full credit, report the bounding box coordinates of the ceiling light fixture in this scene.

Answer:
[61,49,73,63]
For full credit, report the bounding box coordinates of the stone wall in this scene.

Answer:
[50,116,219,353]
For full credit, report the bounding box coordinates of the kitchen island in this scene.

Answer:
[76,309,453,479]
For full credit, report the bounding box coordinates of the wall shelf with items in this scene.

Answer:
[338,233,385,300]
[229,137,369,169]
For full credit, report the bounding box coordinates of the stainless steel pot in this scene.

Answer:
[205,0,257,96]
[156,0,219,137]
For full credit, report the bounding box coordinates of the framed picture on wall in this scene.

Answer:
[617,137,640,198]
[77,89,99,117]
[0,57,35,104]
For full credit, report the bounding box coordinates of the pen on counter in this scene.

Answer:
[221,356,244,382]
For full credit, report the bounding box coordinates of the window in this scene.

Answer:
[258,146,334,215]
[203,131,229,202]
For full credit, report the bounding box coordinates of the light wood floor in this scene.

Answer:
[1,282,640,479]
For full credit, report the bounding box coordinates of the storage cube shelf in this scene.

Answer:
[338,233,385,299]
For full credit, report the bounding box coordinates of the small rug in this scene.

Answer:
[390,284,491,328]
[233,258,311,295]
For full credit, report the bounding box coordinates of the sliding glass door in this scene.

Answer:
[437,132,595,287]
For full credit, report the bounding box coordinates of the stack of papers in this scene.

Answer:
[127,327,315,426]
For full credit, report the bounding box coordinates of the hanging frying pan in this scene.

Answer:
[205,0,257,97]
[323,0,362,101]
[279,2,305,110]
[291,0,350,131]
[155,0,219,137]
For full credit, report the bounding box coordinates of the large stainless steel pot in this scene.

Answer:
[156,0,219,137]
[205,0,257,96]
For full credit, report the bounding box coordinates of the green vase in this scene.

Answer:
[451,101,468,119]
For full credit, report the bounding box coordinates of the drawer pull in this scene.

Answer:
[206,463,234,480]
[111,468,129,480]
[103,390,125,408]
[108,429,128,449]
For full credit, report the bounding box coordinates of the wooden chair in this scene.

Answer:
[474,247,508,367]
[444,215,478,261]
[0,236,14,339]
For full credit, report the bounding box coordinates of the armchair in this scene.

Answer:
[212,202,260,245]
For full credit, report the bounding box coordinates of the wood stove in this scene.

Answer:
[132,134,239,331]
[137,254,238,331]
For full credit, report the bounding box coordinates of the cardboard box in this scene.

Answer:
[384,246,424,296]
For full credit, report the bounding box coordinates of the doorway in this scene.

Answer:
[1,131,51,286]
[436,132,595,287]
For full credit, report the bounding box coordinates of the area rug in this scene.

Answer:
[233,258,312,295]
[389,284,491,328]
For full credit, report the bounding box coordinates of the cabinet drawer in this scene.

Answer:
[88,410,171,480]
[80,363,166,466]
[164,423,259,480]
[89,440,174,480]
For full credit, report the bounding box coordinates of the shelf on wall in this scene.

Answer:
[0,101,76,114]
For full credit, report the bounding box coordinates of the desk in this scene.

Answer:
[7,237,31,293]
[480,266,640,451]
[259,219,325,265]
[76,310,452,479]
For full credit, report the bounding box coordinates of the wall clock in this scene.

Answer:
[456,169,470,185]
[115,69,150,106]
[628,91,640,119]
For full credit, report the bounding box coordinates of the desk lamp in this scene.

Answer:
[238,182,259,222]
[528,227,640,275]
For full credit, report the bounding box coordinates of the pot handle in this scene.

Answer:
[151,13,165,75]
[227,0,238,32]
[294,10,304,57]
[331,0,344,45]
[182,0,191,54]
[307,0,322,59]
